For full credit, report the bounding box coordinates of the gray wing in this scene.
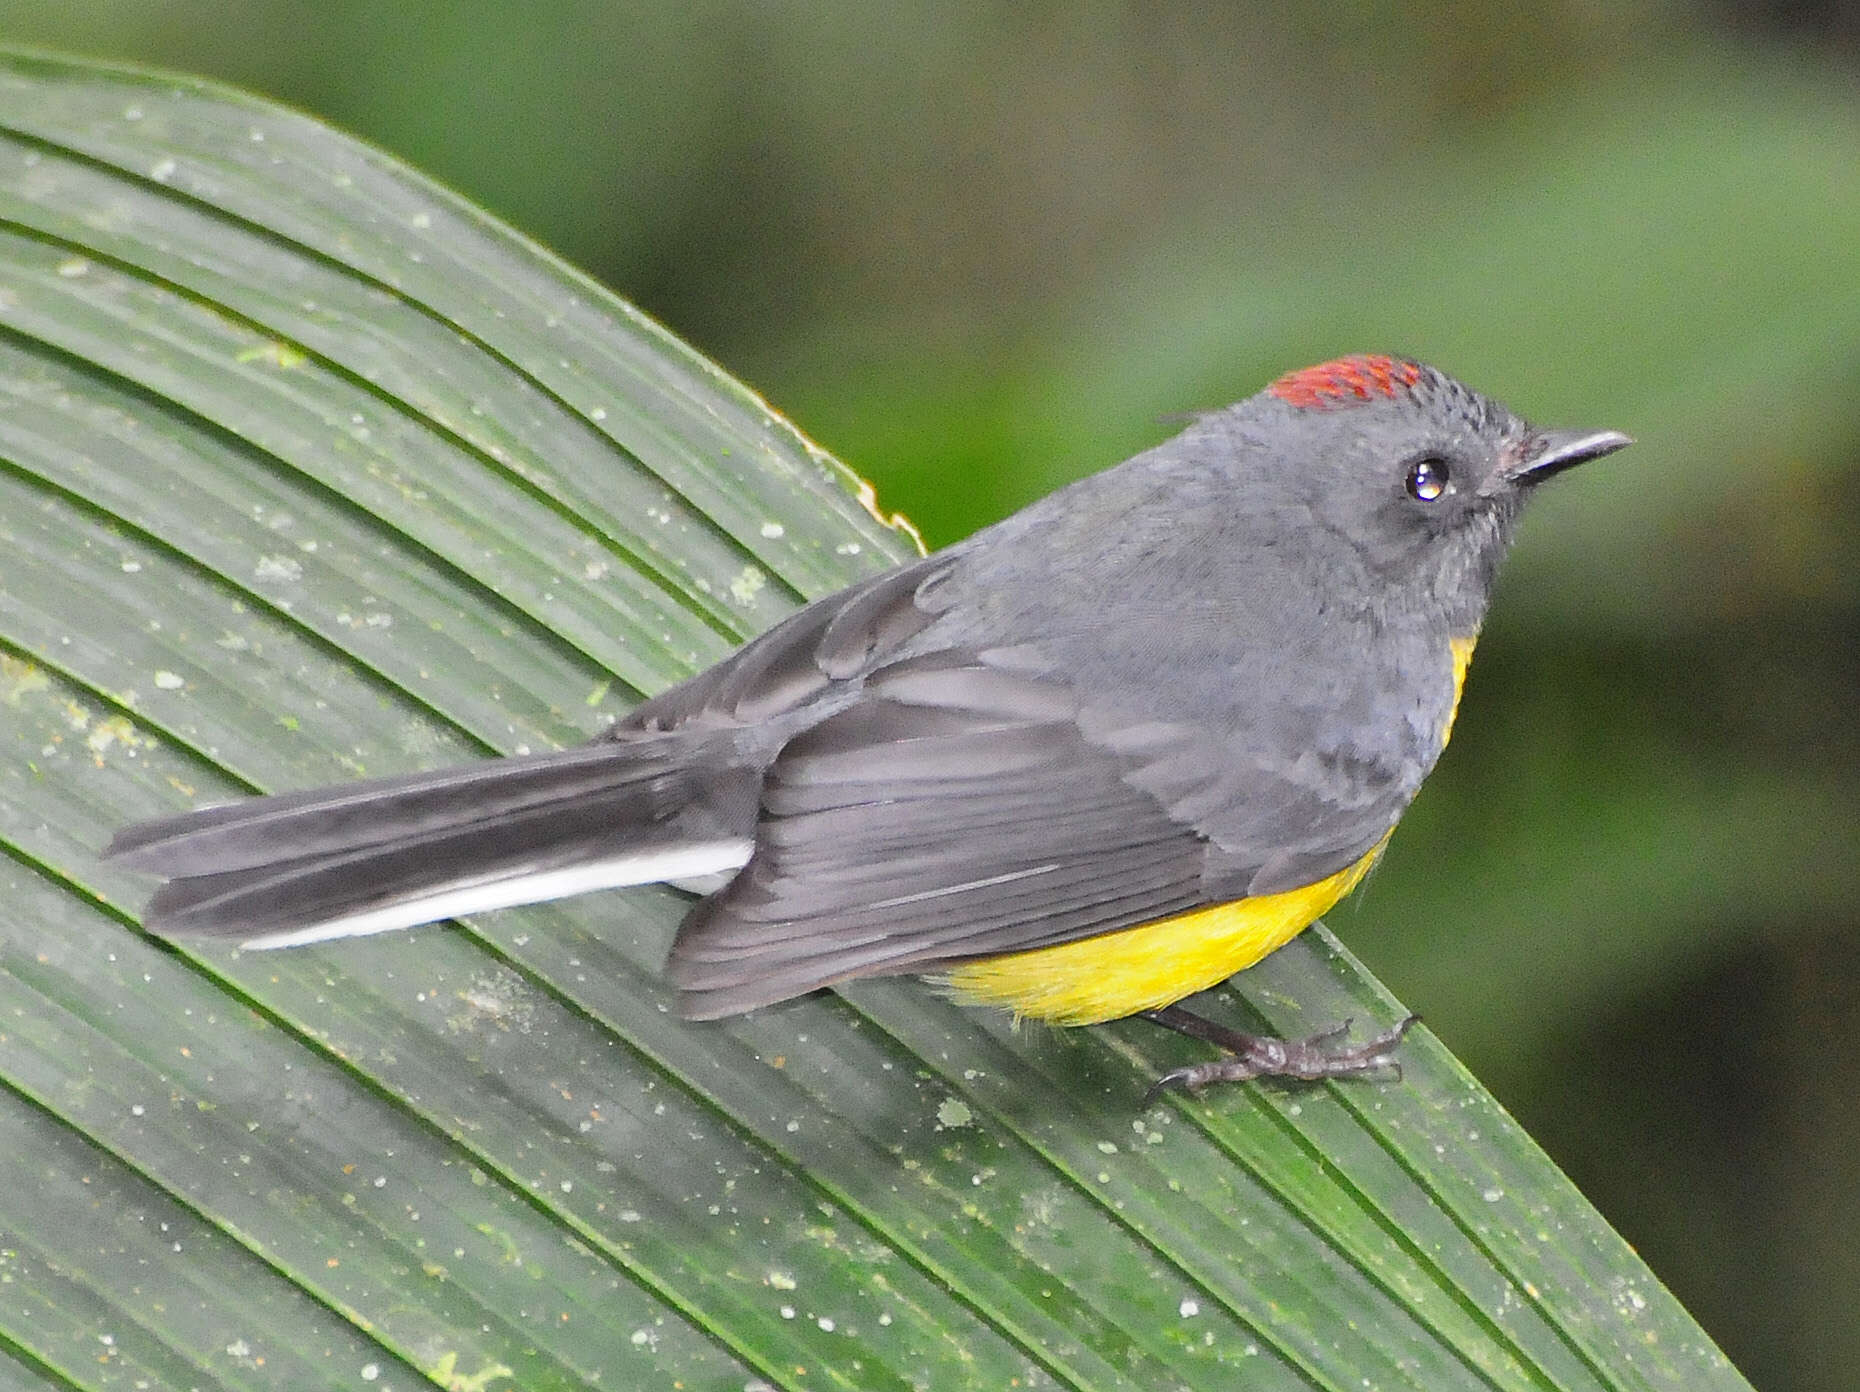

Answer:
[667,653,1218,1017]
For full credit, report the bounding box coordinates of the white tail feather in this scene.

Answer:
[238,839,754,950]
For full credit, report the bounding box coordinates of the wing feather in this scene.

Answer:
[669,657,1210,1017]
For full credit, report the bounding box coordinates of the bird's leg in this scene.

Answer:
[1139,1004,1417,1105]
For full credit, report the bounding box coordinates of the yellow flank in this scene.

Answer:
[1443,634,1476,744]
[939,835,1391,1024]
[939,634,1479,1026]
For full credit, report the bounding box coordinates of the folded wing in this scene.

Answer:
[668,654,1216,1017]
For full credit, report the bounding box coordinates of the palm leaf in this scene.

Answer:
[0,51,1743,1391]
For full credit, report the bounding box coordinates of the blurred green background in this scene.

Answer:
[8,3,1858,1387]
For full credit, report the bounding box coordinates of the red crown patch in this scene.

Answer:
[1269,355,1423,410]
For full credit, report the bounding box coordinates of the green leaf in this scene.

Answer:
[0,50,1745,1391]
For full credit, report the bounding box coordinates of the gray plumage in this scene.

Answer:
[107,358,1629,1020]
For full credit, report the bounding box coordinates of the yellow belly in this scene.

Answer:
[937,636,1477,1026]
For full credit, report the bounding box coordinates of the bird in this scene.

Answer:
[107,355,1629,1097]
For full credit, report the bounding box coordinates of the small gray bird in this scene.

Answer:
[108,355,1628,1094]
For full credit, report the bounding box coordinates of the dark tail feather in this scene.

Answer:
[107,739,758,946]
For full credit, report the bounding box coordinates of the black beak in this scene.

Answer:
[1497,427,1633,489]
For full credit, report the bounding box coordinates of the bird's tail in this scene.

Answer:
[106,736,758,949]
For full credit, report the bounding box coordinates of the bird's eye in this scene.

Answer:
[1405,457,1449,502]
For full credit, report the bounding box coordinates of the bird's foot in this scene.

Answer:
[1139,1004,1417,1106]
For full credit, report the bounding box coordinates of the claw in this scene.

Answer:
[1141,1066,1201,1109]
[1304,1018,1355,1049]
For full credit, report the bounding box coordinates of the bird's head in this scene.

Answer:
[1228,354,1630,632]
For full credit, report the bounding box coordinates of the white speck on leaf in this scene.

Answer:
[729,565,767,607]
[936,1098,973,1129]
